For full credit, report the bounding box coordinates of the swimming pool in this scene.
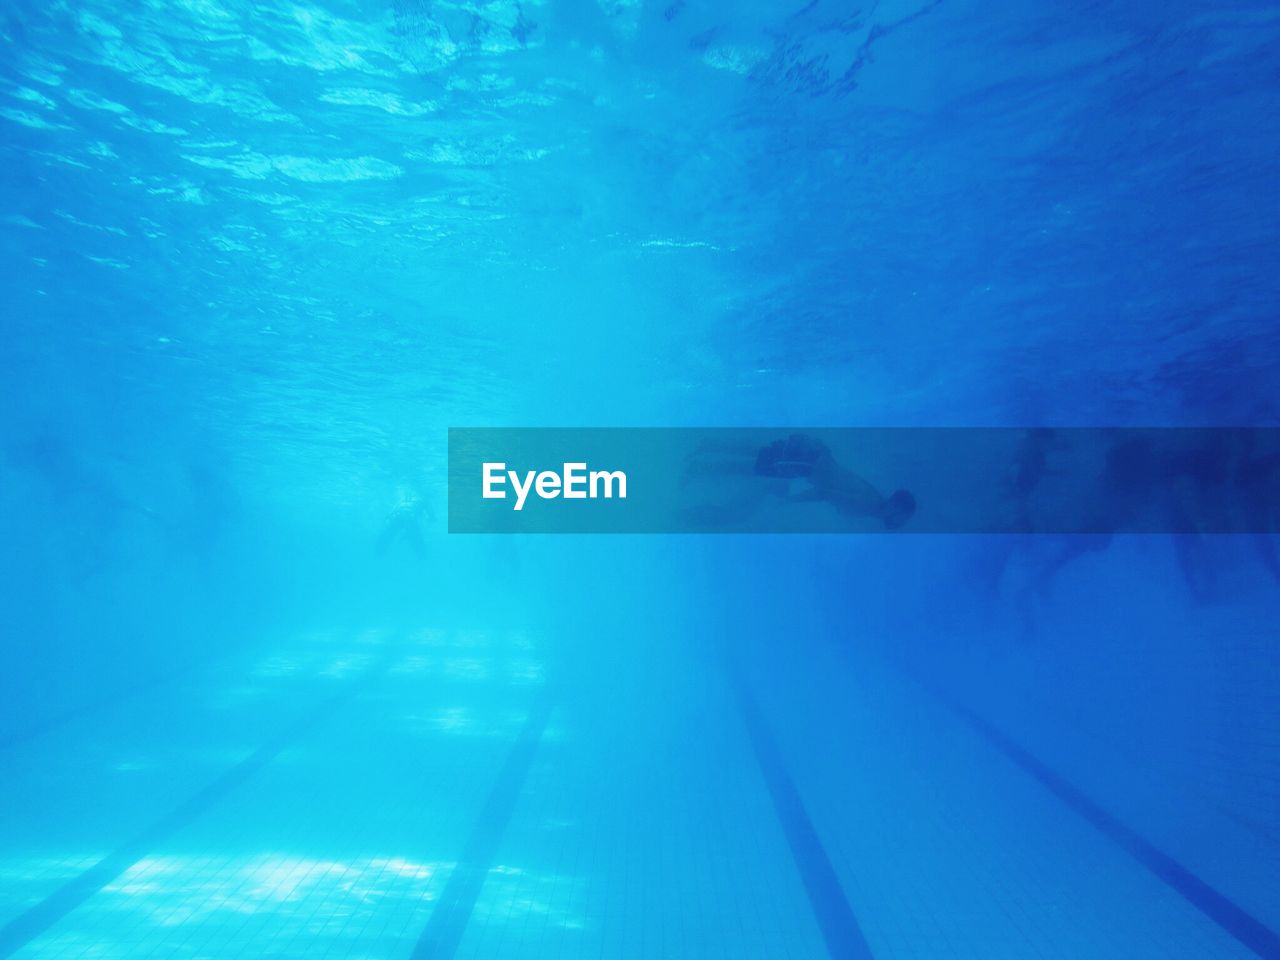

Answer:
[2,1,1279,957]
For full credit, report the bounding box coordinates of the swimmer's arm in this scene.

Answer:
[826,469,887,516]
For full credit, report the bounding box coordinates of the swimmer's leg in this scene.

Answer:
[1172,534,1215,604]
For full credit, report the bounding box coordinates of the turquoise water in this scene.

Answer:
[2,2,1280,958]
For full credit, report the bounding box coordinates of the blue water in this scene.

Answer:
[3,1,1280,958]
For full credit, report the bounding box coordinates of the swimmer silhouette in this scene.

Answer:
[1231,430,1280,584]
[377,492,432,560]
[754,434,917,529]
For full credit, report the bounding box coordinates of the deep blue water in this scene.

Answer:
[2,1,1279,958]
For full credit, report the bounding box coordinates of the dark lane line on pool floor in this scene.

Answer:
[730,670,875,960]
[0,650,234,753]
[409,692,555,960]
[0,649,398,959]
[924,681,1280,960]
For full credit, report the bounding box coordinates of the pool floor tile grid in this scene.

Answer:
[452,749,824,960]
[447,641,828,960]
[6,615,1271,959]
[0,627,393,933]
[928,605,1280,933]
[743,638,1261,960]
[3,626,546,959]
